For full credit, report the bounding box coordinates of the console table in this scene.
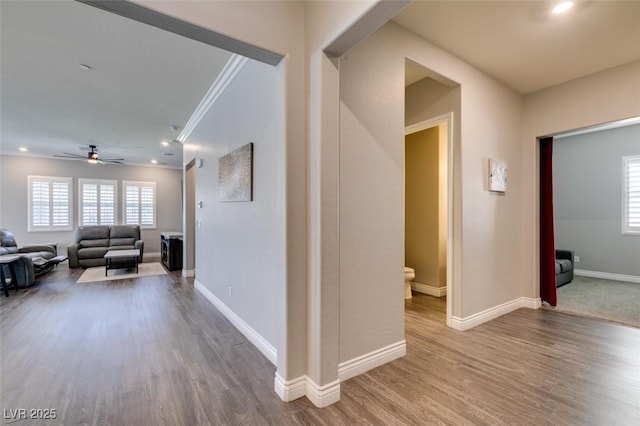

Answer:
[161,232,183,271]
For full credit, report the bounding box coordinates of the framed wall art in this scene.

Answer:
[219,143,253,202]
[489,158,507,193]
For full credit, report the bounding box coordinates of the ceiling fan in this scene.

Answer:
[54,145,124,164]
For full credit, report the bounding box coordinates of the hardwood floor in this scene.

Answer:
[1,267,639,425]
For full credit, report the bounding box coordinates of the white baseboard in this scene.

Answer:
[275,340,407,407]
[274,373,341,408]
[182,269,195,277]
[338,340,406,381]
[194,280,277,365]
[450,297,541,331]
[575,269,640,284]
[411,282,446,297]
[519,297,542,309]
[274,373,306,402]
[305,377,341,408]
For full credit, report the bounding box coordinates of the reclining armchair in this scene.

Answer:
[0,229,64,288]
[555,249,574,287]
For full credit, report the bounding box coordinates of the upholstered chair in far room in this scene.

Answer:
[555,249,574,287]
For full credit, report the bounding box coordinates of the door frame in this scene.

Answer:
[405,112,454,327]
[183,158,196,278]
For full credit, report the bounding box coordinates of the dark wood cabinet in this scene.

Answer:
[161,232,183,271]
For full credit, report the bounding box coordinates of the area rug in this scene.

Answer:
[544,275,640,329]
[76,262,168,283]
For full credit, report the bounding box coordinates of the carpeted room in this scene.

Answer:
[547,122,640,329]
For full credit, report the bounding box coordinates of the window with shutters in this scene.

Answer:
[78,179,117,226]
[623,155,640,235]
[122,181,156,229]
[28,176,73,232]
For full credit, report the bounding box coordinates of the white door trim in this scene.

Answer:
[405,112,454,328]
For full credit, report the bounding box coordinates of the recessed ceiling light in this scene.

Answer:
[161,141,170,146]
[18,147,28,152]
[151,159,158,164]
[80,64,92,71]
[552,2,574,14]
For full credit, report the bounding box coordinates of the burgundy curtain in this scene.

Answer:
[539,137,556,306]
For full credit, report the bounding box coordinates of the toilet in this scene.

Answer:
[404,267,415,299]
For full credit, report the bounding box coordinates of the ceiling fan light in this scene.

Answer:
[88,159,98,164]
[552,2,574,14]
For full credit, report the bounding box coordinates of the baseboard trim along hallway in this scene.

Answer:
[338,340,407,381]
[451,297,542,331]
[274,374,341,407]
[195,280,277,365]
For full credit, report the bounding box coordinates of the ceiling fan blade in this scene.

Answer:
[101,157,125,161]
[54,153,84,159]
[96,159,124,165]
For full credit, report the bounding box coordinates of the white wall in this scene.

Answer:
[133,0,309,384]
[554,124,640,276]
[183,59,282,356]
[521,60,640,299]
[339,21,525,362]
[132,0,386,402]
[405,76,460,127]
[0,155,182,254]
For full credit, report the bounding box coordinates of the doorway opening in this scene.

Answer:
[540,117,640,328]
[404,114,453,325]
[184,158,196,277]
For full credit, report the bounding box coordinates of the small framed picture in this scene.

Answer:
[489,158,507,193]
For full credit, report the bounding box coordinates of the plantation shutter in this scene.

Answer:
[82,183,99,225]
[28,176,73,231]
[79,179,116,226]
[52,182,70,227]
[31,181,51,227]
[625,156,640,233]
[100,184,115,224]
[140,186,154,227]
[125,184,139,225]
[123,181,156,228]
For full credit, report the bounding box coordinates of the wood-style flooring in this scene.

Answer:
[1,265,639,425]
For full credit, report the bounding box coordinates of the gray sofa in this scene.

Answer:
[0,229,62,288]
[68,225,144,268]
[555,249,574,287]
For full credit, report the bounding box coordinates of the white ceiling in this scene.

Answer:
[2,1,638,169]
[0,0,232,169]
[394,1,640,94]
